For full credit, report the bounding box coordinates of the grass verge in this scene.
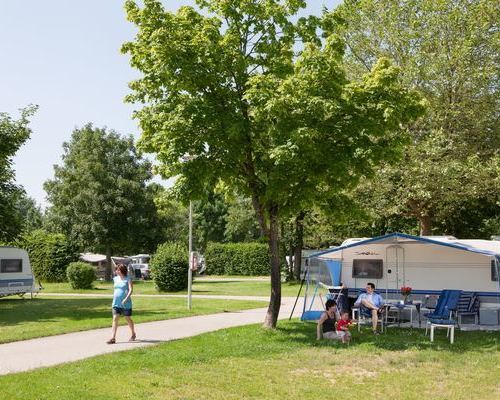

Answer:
[40,279,301,297]
[0,296,266,344]
[0,321,498,399]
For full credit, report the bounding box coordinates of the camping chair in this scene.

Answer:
[457,292,480,326]
[351,295,386,333]
[425,289,462,343]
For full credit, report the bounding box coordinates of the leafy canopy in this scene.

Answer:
[122,0,425,221]
[44,124,155,256]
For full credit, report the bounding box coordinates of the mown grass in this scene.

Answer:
[0,321,498,399]
[0,296,266,344]
[40,278,301,297]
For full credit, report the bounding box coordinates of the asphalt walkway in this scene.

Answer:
[0,296,304,376]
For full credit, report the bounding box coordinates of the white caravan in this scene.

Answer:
[311,232,500,305]
[0,246,38,298]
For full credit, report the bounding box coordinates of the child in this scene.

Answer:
[336,311,352,344]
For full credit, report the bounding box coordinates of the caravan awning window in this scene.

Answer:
[352,259,383,279]
[1,259,23,273]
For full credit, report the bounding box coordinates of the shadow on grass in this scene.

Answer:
[0,297,167,327]
[273,320,500,353]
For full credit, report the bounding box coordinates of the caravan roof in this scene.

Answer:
[312,232,500,259]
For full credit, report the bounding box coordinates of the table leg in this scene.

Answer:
[430,325,434,342]
[450,327,454,344]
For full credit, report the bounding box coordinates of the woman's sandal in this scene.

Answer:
[129,334,136,342]
[106,338,116,344]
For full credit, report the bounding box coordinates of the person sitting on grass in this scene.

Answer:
[317,299,341,341]
[336,311,352,344]
[354,282,385,334]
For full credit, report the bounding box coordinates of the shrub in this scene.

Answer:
[151,242,188,292]
[19,229,79,282]
[205,242,270,276]
[66,262,96,289]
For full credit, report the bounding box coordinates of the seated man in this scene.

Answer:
[317,299,340,340]
[354,282,385,334]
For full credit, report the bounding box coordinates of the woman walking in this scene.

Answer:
[107,264,136,344]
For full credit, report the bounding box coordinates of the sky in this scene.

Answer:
[2,0,341,208]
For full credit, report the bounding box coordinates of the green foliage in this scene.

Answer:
[19,229,79,282]
[66,262,96,289]
[150,242,188,292]
[123,0,424,326]
[44,124,157,266]
[334,0,499,236]
[205,242,270,276]
[0,106,37,242]
[193,191,228,251]
[224,196,261,243]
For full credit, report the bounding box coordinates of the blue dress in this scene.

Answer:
[112,276,132,309]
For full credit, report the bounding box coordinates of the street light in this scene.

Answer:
[188,199,193,310]
[181,154,197,311]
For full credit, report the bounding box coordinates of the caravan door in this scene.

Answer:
[385,245,404,299]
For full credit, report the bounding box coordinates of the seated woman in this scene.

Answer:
[316,299,341,340]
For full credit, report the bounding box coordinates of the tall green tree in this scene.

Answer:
[0,106,37,241]
[224,196,261,243]
[334,0,500,236]
[193,191,228,251]
[44,124,155,279]
[123,0,424,327]
[152,186,189,243]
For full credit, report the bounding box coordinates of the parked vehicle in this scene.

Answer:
[0,246,39,298]
[129,254,151,279]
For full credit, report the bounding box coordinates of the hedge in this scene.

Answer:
[66,262,96,289]
[19,229,79,282]
[150,242,188,292]
[205,242,270,276]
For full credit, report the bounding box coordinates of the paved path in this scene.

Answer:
[0,296,305,376]
[41,293,271,301]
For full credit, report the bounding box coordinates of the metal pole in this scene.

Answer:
[188,200,193,310]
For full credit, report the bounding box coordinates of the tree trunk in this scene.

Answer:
[105,247,112,281]
[293,211,305,281]
[419,215,432,236]
[263,204,281,329]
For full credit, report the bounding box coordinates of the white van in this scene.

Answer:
[0,246,39,298]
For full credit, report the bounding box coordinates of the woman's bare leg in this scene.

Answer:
[111,314,120,339]
[125,316,136,339]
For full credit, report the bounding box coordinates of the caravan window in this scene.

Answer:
[1,259,23,273]
[492,260,499,282]
[352,259,383,279]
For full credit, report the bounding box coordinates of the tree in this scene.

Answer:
[15,194,44,233]
[193,191,228,251]
[334,0,500,236]
[44,124,155,279]
[152,187,189,243]
[224,196,261,243]
[123,0,424,327]
[0,106,37,241]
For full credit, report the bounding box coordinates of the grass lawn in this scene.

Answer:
[41,278,302,297]
[0,296,266,344]
[0,322,498,399]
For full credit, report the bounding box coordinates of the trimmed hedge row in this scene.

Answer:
[205,242,270,275]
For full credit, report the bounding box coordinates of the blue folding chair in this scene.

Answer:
[457,292,480,326]
[425,289,462,343]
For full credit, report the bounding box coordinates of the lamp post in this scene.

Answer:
[188,199,193,310]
